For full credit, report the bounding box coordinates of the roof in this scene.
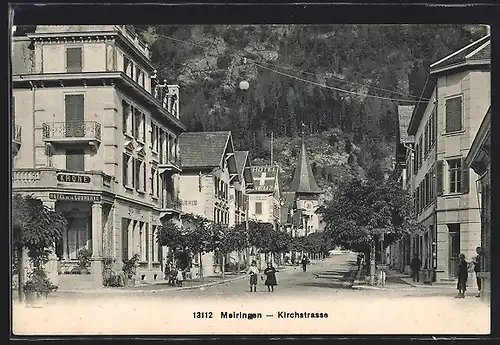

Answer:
[234,150,254,186]
[289,140,322,194]
[465,106,491,174]
[407,77,436,136]
[179,131,232,169]
[234,151,248,176]
[397,105,415,144]
[430,34,490,74]
[248,165,280,194]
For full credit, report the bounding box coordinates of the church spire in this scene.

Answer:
[289,139,322,194]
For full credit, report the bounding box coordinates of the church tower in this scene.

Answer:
[289,139,322,236]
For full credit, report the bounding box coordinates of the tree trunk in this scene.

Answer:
[199,252,204,280]
[237,250,241,274]
[370,240,376,285]
[221,253,225,279]
[17,247,24,302]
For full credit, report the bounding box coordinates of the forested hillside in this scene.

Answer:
[134,24,485,189]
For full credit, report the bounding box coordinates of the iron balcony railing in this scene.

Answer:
[42,121,102,141]
[12,125,22,143]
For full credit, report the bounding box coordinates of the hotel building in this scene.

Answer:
[11,25,185,287]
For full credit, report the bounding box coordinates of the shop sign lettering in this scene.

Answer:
[49,193,101,202]
[57,173,91,183]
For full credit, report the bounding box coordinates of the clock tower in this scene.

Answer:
[289,139,323,237]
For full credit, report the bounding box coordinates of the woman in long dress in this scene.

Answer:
[263,262,277,292]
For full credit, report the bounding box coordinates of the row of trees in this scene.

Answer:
[317,174,424,281]
[158,213,332,278]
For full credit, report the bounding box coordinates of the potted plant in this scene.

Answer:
[77,248,92,274]
[23,268,58,308]
[122,254,140,287]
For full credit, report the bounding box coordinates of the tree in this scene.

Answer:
[182,213,214,279]
[226,224,250,274]
[317,176,424,281]
[269,229,292,266]
[12,194,67,301]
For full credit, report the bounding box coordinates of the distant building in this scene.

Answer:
[11,25,185,287]
[246,165,282,228]
[464,107,491,302]
[392,34,490,284]
[178,131,239,277]
[289,140,323,237]
[388,105,415,273]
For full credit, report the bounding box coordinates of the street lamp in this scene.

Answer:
[239,80,250,91]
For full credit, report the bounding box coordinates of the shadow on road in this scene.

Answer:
[297,269,355,290]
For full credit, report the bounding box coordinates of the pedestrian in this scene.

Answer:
[247,260,259,292]
[301,255,310,272]
[176,268,184,287]
[456,253,468,298]
[263,262,278,292]
[356,254,363,271]
[169,267,177,286]
[410,254,422,283]
[472,247,483,298]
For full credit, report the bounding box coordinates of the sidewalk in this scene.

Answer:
[51,265,295,295]
[351,266,457,291]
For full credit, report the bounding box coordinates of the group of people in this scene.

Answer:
[247,261,278,292]
[247,255,311,292]
[410,246,483,298]
[166,265,186,287]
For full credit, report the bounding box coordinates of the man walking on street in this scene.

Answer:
[301,255,310,272]
[473,247,483,298]
[410,254,422,283]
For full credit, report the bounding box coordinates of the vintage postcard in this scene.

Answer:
[10,6,491,336]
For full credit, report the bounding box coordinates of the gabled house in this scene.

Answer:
[178,131,239,277]
[247,164,282,228]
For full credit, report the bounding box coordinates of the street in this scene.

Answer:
[12,252,490,335]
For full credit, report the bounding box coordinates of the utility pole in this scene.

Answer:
[270,131,274,165]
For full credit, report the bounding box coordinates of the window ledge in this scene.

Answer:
[151,196,159,201]
[442,129,466,137]
[151,150,159,156]
[441,192,463,198]
[124,185,134,191]
[137,139,146,146]
[136,189,146,195]
[124,132,134,140]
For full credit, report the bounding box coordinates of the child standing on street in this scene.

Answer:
[247,260,259,292]
[176,269,184,287]
[456,253,468,298]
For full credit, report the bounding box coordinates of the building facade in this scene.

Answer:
[178,131,239,277]
[464,107,491,302]
[12,25,185,287]
[404,34,490,283]
[247,165,282,227]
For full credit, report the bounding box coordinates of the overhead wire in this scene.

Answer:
[135,26,430,104]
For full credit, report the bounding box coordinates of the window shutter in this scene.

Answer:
[66,47,82,72]
[445,97,462,132]
[436,160,444,196]
[461,158,470,194]
[131,157,136,188]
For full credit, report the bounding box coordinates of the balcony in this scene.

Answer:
[12,168,115,195]
[12,125,22,155]
[159,192,182,218]
[42,121,101,150]
[158,155,182,174]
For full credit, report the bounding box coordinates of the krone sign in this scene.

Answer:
[57,173,91,184]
